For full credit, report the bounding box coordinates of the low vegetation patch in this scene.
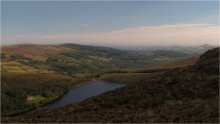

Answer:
[27,95,47,105]
[1,72,88,115]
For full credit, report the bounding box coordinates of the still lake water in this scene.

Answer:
[42,81,126,109]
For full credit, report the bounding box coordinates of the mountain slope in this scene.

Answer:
[192,47,219,74]
[3,48,219,123]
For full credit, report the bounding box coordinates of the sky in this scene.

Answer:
[1,1,219,47]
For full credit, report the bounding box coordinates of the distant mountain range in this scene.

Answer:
[134,44,217,53]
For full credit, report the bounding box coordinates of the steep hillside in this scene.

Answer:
[192,47,219,74]
[3,48,219,123]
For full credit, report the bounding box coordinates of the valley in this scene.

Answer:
[0,44,219,123]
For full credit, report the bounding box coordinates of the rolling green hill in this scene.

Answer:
[2,48,219,123]
[1,44,197,75]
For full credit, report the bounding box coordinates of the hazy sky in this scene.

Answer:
[1,1,219,46]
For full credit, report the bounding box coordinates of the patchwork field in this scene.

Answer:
[0,61,53,73]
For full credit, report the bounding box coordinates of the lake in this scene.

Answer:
[42,81,126,109]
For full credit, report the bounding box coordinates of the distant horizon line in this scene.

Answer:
[1,42,219,48]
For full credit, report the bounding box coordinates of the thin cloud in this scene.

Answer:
[80,23,91,27]
[2,24,219,46]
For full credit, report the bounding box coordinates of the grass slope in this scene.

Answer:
[1,44,72,61]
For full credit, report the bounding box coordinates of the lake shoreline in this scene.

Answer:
[2,72,163,117]
[2,79,92,117]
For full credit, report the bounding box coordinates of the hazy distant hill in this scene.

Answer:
[135,44,217,54]
[3,47,219,123]
[170,44,217,54]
